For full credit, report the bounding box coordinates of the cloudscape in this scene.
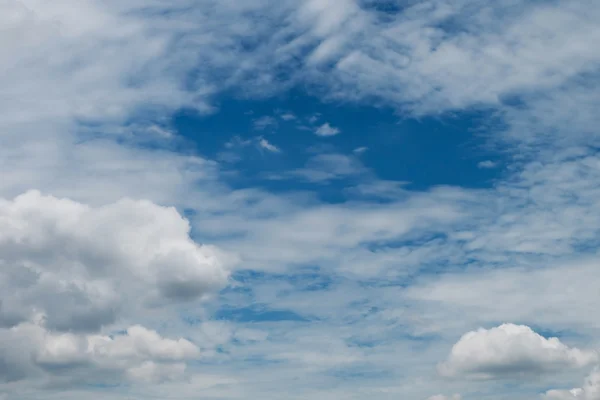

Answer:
[1,1,600,399]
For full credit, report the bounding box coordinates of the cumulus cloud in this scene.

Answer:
[0,319,198,384]
[0,190,230,332]
[438,324,597,379]
[544,368,600,399]
[315,123,341,137]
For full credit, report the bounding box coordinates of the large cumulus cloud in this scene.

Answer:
[0,190,231,332]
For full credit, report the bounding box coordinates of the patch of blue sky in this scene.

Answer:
[327,365,395,381]
[359,0,409,15]
[214,306,311,323]
[229,268,335,292]
[173,89,507,205]
[206,270,336,324]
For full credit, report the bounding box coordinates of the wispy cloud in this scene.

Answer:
[253,116,278,131]
[280,113,297,121]
[258,137,281,153]
[477,160,497,169]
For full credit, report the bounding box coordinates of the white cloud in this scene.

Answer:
[0,320,198,384]
[544,368,600,400]
[280,113,296,121]
[253,116,278,131]
[291,153,362,182]
[0,190,230,332]
[3,0,600,125]
[258,138,281,153]
[353,146,368,154]
[1,0,600,398]
[308,114,321,124]
[438,324,597,379]
[315,123,341,137]
[146,125,175,139]
[314,0,600,114]
[477,160,497,169]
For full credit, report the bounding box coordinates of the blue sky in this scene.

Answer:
[175,92,504,194]
[1,1,600,400]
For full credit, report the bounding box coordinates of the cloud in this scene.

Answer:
[258,138,281,153]
[312,0,600,115]
[280,113,296,121]
[221,136,281,161]
[544,367,600,399]
[353,146,368,154]
[438,324,597,379]
[427,395,461,400]
[0,320,198,384]
[3,0,600,125]
[315,123,341,137]
[0,190,230,332]
[477,160,497,169]
[253,116,278,131]
[288,153,365,182]
[1,0,600,398]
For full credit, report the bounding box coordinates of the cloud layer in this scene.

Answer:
[2,0,600,399]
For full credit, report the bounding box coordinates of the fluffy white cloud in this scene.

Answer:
[438,324,597,379]
[544,368,600,399]
[0,319,198,384]
[0,190,230,332]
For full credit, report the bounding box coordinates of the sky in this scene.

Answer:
[1,0,600,399]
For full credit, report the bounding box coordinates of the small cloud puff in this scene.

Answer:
[280,113,296,121]
[315,122,341,137]
[477,160,498,169]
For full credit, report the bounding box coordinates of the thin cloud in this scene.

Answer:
[258,137,281,153]
[253,116,278,131]
[280,113,296,121]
